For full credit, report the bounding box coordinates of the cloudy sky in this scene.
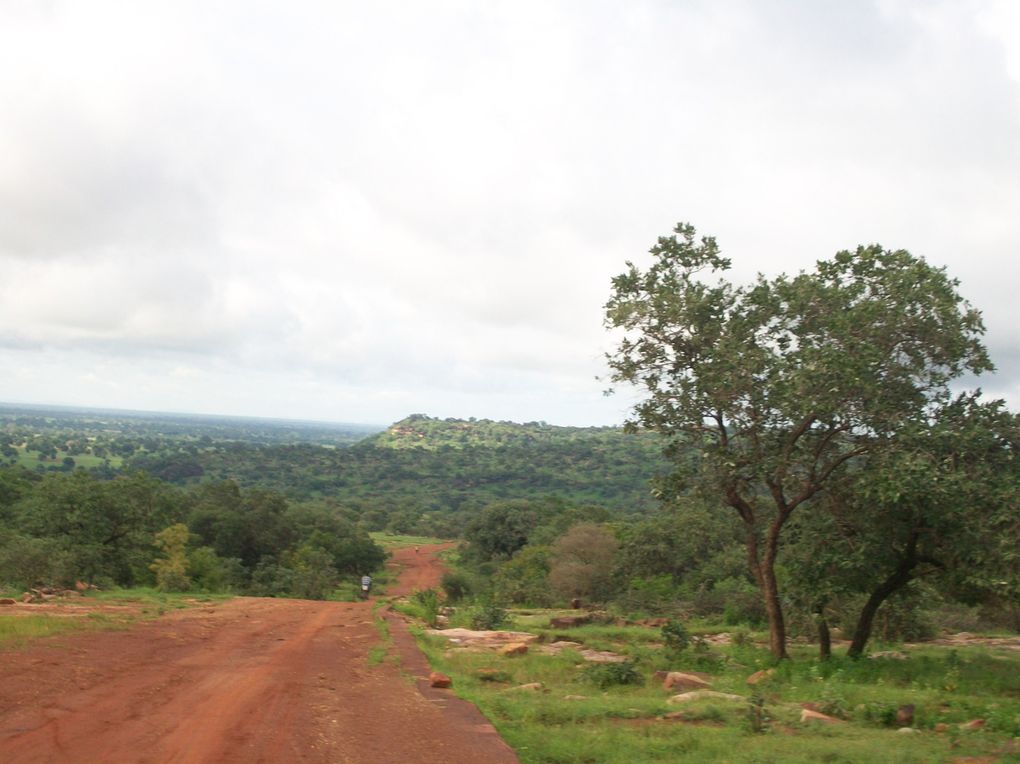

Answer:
[1,1,1018,426]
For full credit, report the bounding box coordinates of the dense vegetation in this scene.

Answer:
[0,468,385,600]
[1,408,667,534]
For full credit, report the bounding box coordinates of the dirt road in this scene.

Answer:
[0,544,518,764]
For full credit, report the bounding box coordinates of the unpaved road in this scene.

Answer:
[0,544,518,764]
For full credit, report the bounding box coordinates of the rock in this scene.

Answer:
[654,669,712,682]
[579,649,627,663]
[869,651,909,660]
[800,709,843,724]
[550,615,591,629]
[746,669,775,686]
[897,727,917,734]
[474,668,509,682]
[434,615,449,627]
[958,718,985,731]
[896,704,915,727]
[429,672,452,688]
[499,642,529,657]
[0,598,16,606]
[667,690,744,704]
[426,628,538,649]
[663,672,711,692]
[511,682,543,692]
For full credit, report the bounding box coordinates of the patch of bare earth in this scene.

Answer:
[0,544,517,764]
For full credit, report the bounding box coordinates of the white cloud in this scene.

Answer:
[0,0,1017,424]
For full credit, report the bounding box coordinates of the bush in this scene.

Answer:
[662,618,691,657]
[581,661,643,689]
[413,588,441,627]
[441,570,473,602]
[469,600,509,630]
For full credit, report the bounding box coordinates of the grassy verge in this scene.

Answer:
[407,608,1020,763]
[0,588,231,649]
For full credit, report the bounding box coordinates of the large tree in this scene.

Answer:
[605,222,991,658]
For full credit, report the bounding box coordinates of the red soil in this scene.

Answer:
[0,544,518,764]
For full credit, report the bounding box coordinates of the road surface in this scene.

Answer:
[0,544,518,764]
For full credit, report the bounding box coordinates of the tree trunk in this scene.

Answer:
[847,556,917,658]
[761,563,788,659]
[815,603,831,661]
[745,518,788,660]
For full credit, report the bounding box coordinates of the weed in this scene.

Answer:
[661,618,691,657]
[581,661,643,689]
[469,601,509,630]
[412,588,441,627]
[747,689,769,733]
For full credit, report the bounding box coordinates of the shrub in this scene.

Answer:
[441,570,472,602]
[661,618,691,657]
[413,587,441,627]
[581,660,643,689]
[469,601,509,630]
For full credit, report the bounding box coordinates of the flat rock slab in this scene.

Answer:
[668,690,745,704]
[427,629,539,648]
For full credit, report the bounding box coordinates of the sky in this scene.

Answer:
[1,0,1018,427]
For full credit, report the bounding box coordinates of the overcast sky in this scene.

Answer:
[1,1,1018,427]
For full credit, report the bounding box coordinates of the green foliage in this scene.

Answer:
[606,221,996,658]
[492,546,552,606]
[440,570,473,602]
[150,523,191,592]
[547,523,618,604]
[0,532,72,589]
[661,618,691,657]
[580,660,643,689]
[412,588,441,627]
[469,600,509,630]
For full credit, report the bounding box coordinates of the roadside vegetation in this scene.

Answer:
[395,599,1020,763]
[0,588,226,648]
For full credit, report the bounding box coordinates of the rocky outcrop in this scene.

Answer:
[662,672,711,692]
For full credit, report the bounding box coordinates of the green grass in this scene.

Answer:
[0,615,110,648]
[409,608,1020,763]
[369,532,448,549]
[9,445,123,471]
[0,588,230,649]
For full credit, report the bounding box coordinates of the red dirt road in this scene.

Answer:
[0,544,518,764]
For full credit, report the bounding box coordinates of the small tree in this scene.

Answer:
[605,222,991,658]
[150,523,191,592]
[548,523,618,603]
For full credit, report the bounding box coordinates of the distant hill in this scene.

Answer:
[2,405,671,521]
[367,414,637,450]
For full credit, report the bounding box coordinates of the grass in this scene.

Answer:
[367,600,398,668]
[369,532,448,550]
[0,615,109,648]
[408,607,1020,763]
[8,444,124,471]
[0,588,231,649]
